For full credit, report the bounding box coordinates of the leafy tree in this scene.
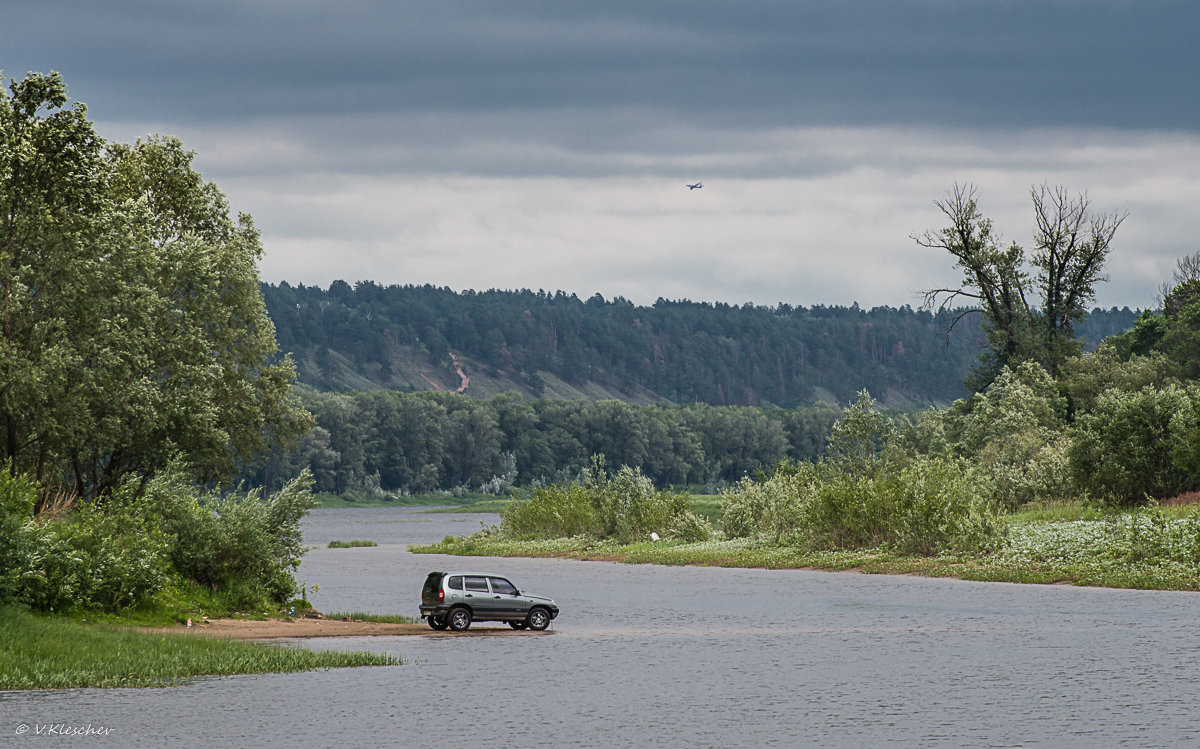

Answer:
[0,72,308,499]
[951,362,1070,508]
[825,390,899,470]
[915,183,1125,389]
[1059,343,1176,416]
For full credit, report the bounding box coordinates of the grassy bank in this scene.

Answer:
[0,606,401,690]
[314,491,511,511]
[412,504,1200,592]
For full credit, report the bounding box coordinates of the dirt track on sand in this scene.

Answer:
[145,617,550,639]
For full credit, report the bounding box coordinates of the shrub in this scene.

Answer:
[721,462,817,543]
[801,458,1002,555]
[500,459,696,543]
[721,457,1003,555]
[942,362,1070,509]
[501,482,599,539]
[0,467,37,605]
[15,482,169,613]
[592,464,691,543]
[666,510,713,543]
[149,469,317,605]
[1069,384,1198,505]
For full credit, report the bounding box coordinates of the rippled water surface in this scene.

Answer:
[6,507,1200,748]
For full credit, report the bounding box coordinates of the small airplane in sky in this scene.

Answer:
[686,182,703,190]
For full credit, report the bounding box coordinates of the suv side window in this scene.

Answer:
[489,577,517,595]
[447,575,463,590]
[464,576,489,592]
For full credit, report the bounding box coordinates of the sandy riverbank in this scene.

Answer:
[146,617,547,639]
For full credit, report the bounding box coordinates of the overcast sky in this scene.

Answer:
[5,0,1198,309]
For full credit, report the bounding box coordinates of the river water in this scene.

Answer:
[4,507,1200,748]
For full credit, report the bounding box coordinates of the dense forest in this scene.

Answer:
[262,281,1138,408]
[243,388,845,496]
[244,283,1138,496]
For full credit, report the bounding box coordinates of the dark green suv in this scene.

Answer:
[420,571,559,632]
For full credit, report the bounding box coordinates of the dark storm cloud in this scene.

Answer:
[4,0,1196,308]
[7,0,1198,132]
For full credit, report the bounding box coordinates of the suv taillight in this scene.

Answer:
[439,589,444,603]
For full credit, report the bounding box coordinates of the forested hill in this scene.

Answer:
[262,281,1139,408]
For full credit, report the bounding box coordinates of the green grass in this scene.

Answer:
[314,491,510,512]
[0,606,401,690]
[322,611,419,624]
[424,497,512,513]
[690,494,723,524]
[327,539,379,548]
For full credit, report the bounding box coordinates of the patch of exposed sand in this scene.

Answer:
[144,617,550,639]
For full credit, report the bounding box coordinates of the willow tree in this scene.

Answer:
[0,71,309,499]
[914,182,1125,389]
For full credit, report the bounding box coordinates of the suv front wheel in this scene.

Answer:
[448,607,473,631]
[527,607,551,631]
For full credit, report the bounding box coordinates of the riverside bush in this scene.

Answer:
[501,482,599,539]
[721,462,818,542]
[1069,384,1199,505]
[721,457,1003,555]
[0,467,37,603]
[148,470,317,605]
[803,458,1002,554]
[1,470,168,612]
[20,500,169,613]
[500,459,706,543]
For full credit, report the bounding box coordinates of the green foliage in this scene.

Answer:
[0,72,309,499]
[722,391,1004,555]
[262,282,1002,407]
[943,362,1070,509]
[1059,343,1176,415]
[19,496,169,613]
[1,471,169,613]
[500,458,707,543]
[327,539,379,548]
[149,470,317,605]
[1069,384,1199,505]
[246,386,844,496]
[502,482,599,539]
[722,456,1003,556]
[825,391,899,468]
[813,458,1002,555]
[0,466,37,602]
[666,510,714,543]
[721,462,817,543]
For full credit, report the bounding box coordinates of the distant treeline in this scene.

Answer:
[262,281,1139,407]
[243,389,844,496]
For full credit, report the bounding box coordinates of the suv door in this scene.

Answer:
[462,575,499,619]
[487,576,527,620]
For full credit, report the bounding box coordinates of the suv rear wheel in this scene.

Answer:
[448,607,472,631]
[527,607,551,631]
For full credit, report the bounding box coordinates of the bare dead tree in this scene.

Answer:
[1030,183,1127,375]
[914,182,1125,387]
